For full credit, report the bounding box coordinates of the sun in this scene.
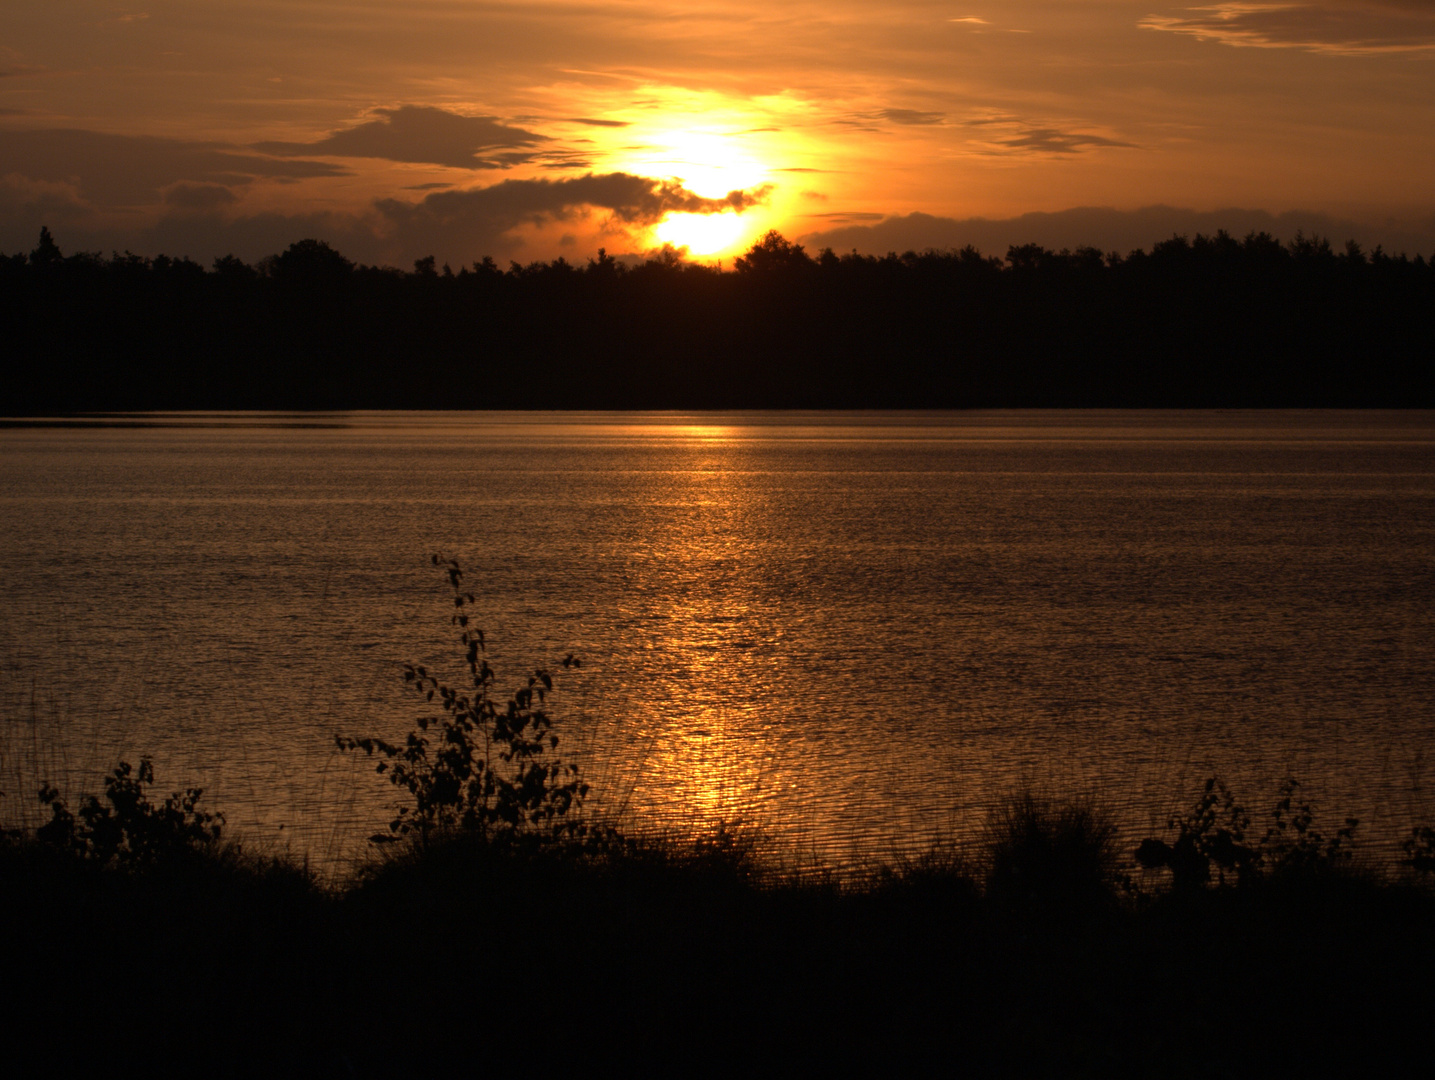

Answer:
[654,211,747,256]
[631,129,770,198]
[605,120,782,257]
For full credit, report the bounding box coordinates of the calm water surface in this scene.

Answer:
[2,411,1433,871]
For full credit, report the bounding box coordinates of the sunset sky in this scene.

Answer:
[3,1,1433,265]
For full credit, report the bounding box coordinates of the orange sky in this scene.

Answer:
[3,1,1433,264]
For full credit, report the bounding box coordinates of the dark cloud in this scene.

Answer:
[567,117,630,128]
[0,171,777,267]
[373,172,772,257]
[164,183,238,210]
[879,108,945,126]
[398,171,765,260]
[797,206,1435,259]
[0,127,346,207]
[1141,2,1435,53]
[253,105,549,169]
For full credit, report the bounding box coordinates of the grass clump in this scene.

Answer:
[983,792,1121,921]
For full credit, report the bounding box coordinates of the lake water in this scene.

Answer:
[2,410,1433,873]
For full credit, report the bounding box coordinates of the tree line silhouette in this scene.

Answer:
[4,225,1432,412]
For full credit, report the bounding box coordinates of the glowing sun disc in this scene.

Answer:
[654,211,745,256]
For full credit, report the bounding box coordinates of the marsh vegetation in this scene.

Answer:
[4,557,1434,1073]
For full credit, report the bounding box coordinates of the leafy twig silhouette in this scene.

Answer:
[339,557,588,845]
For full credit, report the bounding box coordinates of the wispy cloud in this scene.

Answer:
[963,116,1136,156]
[995,127,1136,154]
[1141,2,1435,54]
[879,108,945,126]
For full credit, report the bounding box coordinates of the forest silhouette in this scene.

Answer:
[3,226,1433,413]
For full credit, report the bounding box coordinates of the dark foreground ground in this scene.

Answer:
[4,821,1433,1078]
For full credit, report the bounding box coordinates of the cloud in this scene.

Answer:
[567,117,631,128]
[0,174,96,250]
[398,171,768,261]
[807,211,886,225]
[374,172,773,259]
[0,127,346,207]
[879,108,945,126]
[960,115,1136,155]
[1141,2,1435,54]
[530,147,600,170]
[6,170,777,266]
[843,105,948,131]
[796,205,1435,258]
[254,105,550,169]
[164,183,238,210]
[995,128,1137,154]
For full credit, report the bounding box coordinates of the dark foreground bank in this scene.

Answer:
[8,560,1435,1074]
[5,226,1434,412]
[5,797,1435,1077]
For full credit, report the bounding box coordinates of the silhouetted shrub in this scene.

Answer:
[1136,776,1360,892]
[1135,776,1258,892]
[1260,778,1359,879]
[34,757,224,868]
[1401,826,1435,878]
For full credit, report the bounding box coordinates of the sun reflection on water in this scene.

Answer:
[613,432,791,835]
